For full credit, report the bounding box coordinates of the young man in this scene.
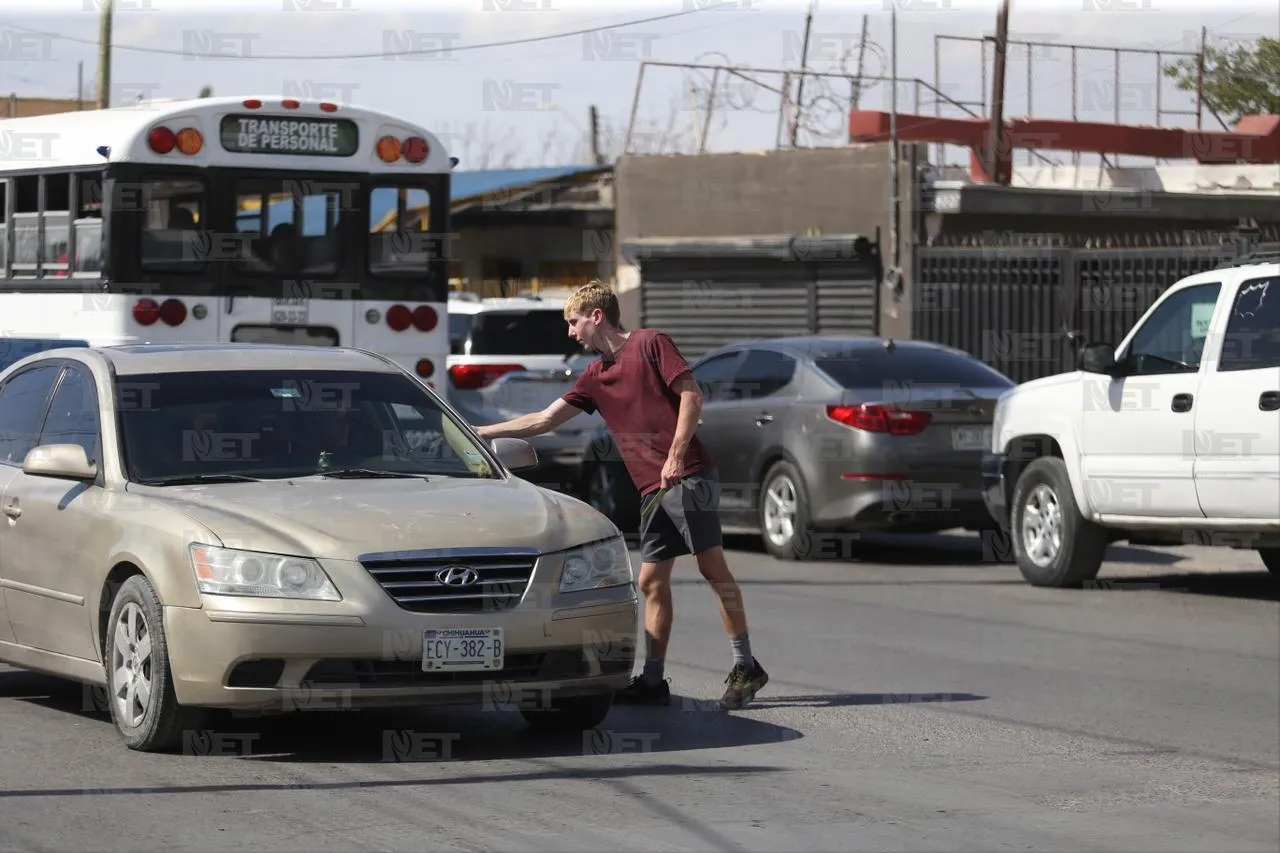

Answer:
[475,282,769,710]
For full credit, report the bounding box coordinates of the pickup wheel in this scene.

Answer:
[1258,548,1280,577]
[1010,457,1108,588]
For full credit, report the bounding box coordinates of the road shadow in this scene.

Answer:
[1088,571,1280,603]
[0,669,804,763]
[670,691,988,711]
[722,531,1183,568]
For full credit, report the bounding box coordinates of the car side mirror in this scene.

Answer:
[23,444,98,481]
[1078,342,1119,375]
[491,437,538,471]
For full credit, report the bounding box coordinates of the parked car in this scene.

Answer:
[0,343,637,752]
[578,335,1015,559]
[447,294,600,491]
[984,254,1280,587]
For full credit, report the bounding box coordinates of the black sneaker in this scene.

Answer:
[720,658,769,709]
[614,675,671,705]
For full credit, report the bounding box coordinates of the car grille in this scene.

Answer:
[359,549,538,614]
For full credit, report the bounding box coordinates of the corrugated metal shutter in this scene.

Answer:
[815,266,878,337]
[639,259,811,359]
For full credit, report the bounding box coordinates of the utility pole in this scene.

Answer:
[889,5,900,277]
[97,0,113,109]
[77,61,83,110]
[790,0,816,147]
[589,104,603,165]
[985,0,1011,184]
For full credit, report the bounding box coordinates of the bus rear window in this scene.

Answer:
[369,186,433,276]
[234,178,345,275]
[139,178,206,271]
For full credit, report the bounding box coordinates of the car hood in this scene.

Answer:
[125,475,618,561]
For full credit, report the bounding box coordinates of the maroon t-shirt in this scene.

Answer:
[562,328,714,496]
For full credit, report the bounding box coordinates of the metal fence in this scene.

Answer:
[913,230,1280,383]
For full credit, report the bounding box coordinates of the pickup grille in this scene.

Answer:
[359,549,538,614]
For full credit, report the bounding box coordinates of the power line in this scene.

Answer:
[0,6,723,61]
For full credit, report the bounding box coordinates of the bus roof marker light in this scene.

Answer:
[97,146,111,159]
[320,102,338,112]
[243,99,262,109]
[282,99,300,109]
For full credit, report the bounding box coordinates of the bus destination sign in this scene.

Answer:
[219,115,359,157]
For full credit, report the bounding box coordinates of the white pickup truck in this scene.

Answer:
[982,255,1280,587]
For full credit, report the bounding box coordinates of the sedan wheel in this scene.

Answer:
[111,602,154,729]
[759,460,819,561]
[763,475,798,550]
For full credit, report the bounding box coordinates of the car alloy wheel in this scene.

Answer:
[1019,483,1063,568]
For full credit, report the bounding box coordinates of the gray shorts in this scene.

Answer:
[638,467,724,563]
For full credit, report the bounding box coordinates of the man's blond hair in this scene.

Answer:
[563,280,621,326]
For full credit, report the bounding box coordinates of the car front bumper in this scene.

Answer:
[162,575,638,712]
[981,452,1008,530]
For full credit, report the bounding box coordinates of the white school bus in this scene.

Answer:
[0,95,453,385]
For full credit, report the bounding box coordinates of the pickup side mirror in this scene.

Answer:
[1078,342,1119,375]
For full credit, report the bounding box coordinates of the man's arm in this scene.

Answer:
[476,398,583,440]
[666,370,704,461]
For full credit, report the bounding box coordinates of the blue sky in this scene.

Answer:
[0,0,1274,169]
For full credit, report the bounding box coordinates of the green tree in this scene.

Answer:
[1163,36,1280,126]
[198,85,213,98]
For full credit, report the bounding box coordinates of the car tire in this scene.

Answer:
[105,574,204,752]
[520,692,614,733]
[759,460,819,561]
[1258,548,1280,577]
[1010,457,1108,588]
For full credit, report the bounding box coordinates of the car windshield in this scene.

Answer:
[117,369,499,485]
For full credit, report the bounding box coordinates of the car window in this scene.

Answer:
[37,367,101,462]
[116,369,498,484]
[468,310,583,357]
[812,348,1014,389]
[0,365,61,465]
[727,349,797,400]
[691,352,743,401]
[448,314,472,356]
[1123,282,1221,375]
[1218,276,1280,372]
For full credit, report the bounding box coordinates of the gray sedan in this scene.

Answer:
[578,336,1015,559]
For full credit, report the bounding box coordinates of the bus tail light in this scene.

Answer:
[159,298,187,326]
[176,128,203,155]
[415,359,435,379]
[385,304,412,331]
[147,127,176,154]
[411,305,438,331]
[403,136,429,163]
[448,363,524,391]
[133,298,160,325]
[376,136,402,163]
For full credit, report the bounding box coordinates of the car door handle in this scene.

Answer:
[755,413,774,427]
[1171,393,1193,413]
[3,503,20,520]
[1260,391,1280,412]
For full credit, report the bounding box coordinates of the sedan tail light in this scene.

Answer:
[447,363,524,390]
[826,404,931,436]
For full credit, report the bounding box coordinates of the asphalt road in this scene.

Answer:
[0,532,1277,852]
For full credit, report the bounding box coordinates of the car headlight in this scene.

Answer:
[558,535,633,593]
[189,544,341,601]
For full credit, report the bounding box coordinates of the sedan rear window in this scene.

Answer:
[468,310,584,357]
[814,348,1013,388]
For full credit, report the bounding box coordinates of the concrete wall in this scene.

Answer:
[613,144,921,338]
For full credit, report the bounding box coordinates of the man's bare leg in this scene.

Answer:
[694,545,768,709]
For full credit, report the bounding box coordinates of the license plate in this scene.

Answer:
[952,426,991,451]
[422,628,504,672]
[271,298,309,325]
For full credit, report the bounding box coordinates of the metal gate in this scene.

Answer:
[913,232,1280,383]
[630,235,882,360]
